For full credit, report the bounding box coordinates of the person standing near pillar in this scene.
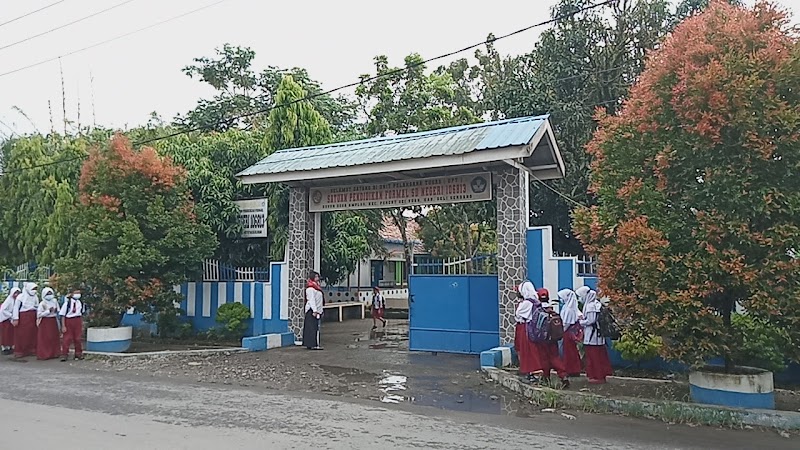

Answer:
[12,282,39,358]
[514,281,543,383]
[303,271,324,350]
[536,289,570,389]
[0,287,21,355]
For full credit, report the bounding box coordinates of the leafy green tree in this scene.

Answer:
[55,134,216,331]
[573,2,800,368]
[0,132,108,266]
[178,44,358,137]
[266,75,382,283]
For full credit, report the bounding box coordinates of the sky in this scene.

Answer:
[0,0,798,137]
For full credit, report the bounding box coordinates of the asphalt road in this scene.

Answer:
[0,358,794,449]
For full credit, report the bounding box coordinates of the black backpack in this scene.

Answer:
[597,305,621,340]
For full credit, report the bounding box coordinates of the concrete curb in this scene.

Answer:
[482,367,800,430]
[242,332,295,352]
[85,347,247,358]
[479,344,518,368]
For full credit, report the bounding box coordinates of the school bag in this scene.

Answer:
[526,305,552,343]
[547,312,564,342]
[597,305,621,340]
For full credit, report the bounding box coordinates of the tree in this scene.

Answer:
[153,130,273,267]
[266,75,382,283]
[478,0,675,255]
[572,1,800,368]
[178,44,358,137]
[55,134,217,331]
[357,54,486,268]
[415,202,497,271]
[0,132,108,267]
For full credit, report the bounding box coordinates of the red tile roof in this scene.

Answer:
[380,216,425,253]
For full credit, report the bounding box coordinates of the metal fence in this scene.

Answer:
[413,254,497,275]
[202,260,270,282]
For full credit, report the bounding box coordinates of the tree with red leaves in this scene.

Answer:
[573,1,800,369]
[55,134,216,333]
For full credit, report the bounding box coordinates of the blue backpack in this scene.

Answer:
[526,303,552,343]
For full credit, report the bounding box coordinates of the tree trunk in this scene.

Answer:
[721,292,736,373]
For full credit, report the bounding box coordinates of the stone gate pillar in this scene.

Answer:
[287,186,316,338]
[495,167,529,344]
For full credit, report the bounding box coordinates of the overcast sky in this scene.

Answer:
[0,0,797,137]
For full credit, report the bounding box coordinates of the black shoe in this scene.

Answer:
[372,325,378,330]
[560,378,570,389]
[382,320,387,328]
[60,356,67,362]
[75,355,84,361]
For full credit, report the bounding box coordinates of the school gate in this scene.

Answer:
[238,115,566,353]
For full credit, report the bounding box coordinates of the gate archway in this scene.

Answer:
[238,115,565,349]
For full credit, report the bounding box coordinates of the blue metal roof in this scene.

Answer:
[237,115,549,177]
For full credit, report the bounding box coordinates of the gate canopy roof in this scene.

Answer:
[237,115,565,186]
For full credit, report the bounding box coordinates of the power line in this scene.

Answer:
[0,0,137,52]
[0,0,228,78]
[1,0,620,174]
[134,0,621,146]
[0,1,67,29]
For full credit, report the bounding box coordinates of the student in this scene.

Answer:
[36,287,61,360]
[514,281,543,383]
[12,282,39,358]
[371,286,387,330]
[302,271,324,350]
[579,290,613,384]
[0,287,21,355]
[59,288,84,361]
[536,289,570,389]
[558,288,583,377]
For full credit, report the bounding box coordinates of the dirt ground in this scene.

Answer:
[85,318,800,416]
[87,318,540,417]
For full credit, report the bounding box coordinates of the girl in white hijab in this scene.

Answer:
[0,287,21,355]
[579,290,613,383]
[12,282,39,358]
[514,281,543,382]
[36,287,61,360]
[558,289,583,376]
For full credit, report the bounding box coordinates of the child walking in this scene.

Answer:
[59,289,84,361]
[371,286,387,330]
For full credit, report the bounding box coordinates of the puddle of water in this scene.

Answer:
[379,372,409,403]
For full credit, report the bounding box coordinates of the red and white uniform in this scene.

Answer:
[0,287,20,349]
[514,281,543,375]
[36,288,60,360]
[13,283,39,357]
[59,296,84,358]
[579,290,613,383]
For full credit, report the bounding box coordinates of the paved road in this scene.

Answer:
[0,359,794,449]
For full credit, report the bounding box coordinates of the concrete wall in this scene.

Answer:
[526,225,597,296]
[121,262,290,337]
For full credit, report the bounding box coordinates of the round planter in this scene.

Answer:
[689,366,774,409]
[86,326,133,353]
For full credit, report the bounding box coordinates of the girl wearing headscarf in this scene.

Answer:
[36,287,61,360]
[579,289,613,383]
[535,289,570,388]
[514,281,543,382]
[12,282,39,358]
[302,271,324,350]
[60,288,85,361]
[558,288,583,376]
[0,287,21,355]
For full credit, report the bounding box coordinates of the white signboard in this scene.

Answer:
[235,198,268,238]
[309,173,492,212]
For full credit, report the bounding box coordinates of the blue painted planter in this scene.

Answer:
[86,326,133,353]
[689,366,775,410]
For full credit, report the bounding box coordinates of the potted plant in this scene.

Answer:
[573,3,799,410]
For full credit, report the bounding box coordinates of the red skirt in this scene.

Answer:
[36,317,60,360]
[534,342,567,379]
[514,323,543,374]
[0,320,13,347]
[562,338,583,376]
[14,310,37,357]
[371,307,384,319]
[584,344,613,381]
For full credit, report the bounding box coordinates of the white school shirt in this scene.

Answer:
[37,299,60,318]
[304,288,323,315]
[515,299,534,323]
[0,298,14,322]
[579,301,605,346]
[59,298,84,318]
[13,294,39,320]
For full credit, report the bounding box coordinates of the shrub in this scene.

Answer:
[613,328,663,368]
[215,302,251,339]
[730,314,792,373]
